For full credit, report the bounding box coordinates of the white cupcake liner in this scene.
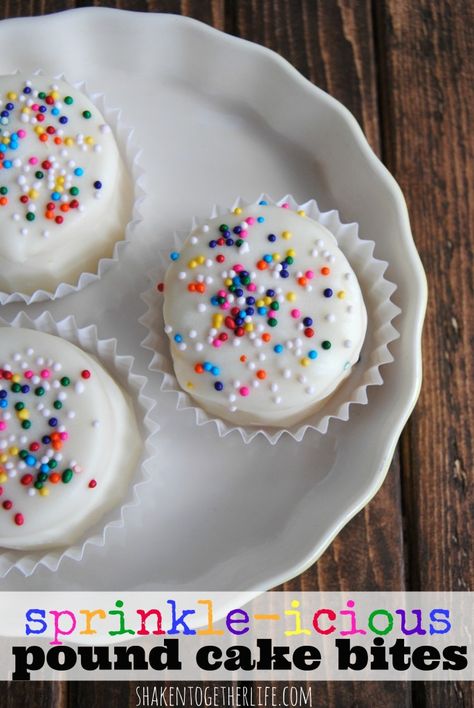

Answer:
[0,311,158,577]
[141,194,400,444]
[0,69,145,305]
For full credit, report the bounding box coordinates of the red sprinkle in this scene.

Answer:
[21,474,33,486]
[88,480,97,489]
[81,370,91,379]
[14,513,24,526]
[2,500,12,510]
[157,282,164,292]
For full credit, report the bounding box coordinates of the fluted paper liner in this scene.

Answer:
[141,194,400,444]
[0,69,144,305]
[0,312,158,577]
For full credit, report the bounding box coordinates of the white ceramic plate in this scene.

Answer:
[0,8,426,594]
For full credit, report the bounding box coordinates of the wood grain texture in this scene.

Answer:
[0,0,472,707]
[373,1,474,706]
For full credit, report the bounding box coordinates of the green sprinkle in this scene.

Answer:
[35,386,45,397]
[322,340,332,350]
[268,318,278,327]
[14,402,24,411]
[271,301,279,311]
[22,420,32,430]
[19,450,28,460]
[70,187,79,196]
[11,383,21,393]
[0,186,8,195]
[82,110,91,119]
[53,400,62,410]
[60,377,70,387]
[64,96,74,105]
[34,481,43,490]
[26,212,35,222]
[35,171,44,180]
[48,460,58,469]
[62,468,73,484]
[38,472,48,482]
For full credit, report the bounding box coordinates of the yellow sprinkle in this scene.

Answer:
[0,455,7,464]
[51,91,59,100]
[272,253,281,261]
[245,323,254,332]
[21,106,31,114]
[12,374,21,383]
[264,296,271,305]
[7,92,17,100]
[18,410,29,421]
[35,126,44,135]
[286,249,296,258]
[213,314,223,328]
[85,136,95,146]
[186,382,194,389]
[0,474,7,483]
[337,290,346,299]
[301,357,310,367]
[65,137,74,146]
[197,255,205,265]
[282,230,292,240]
[28,189,39,200]
[188,259,198,269]
[224,278,232,287]
[286,292,297,302]
[9,447,18,456]
[297,210,306,217]
[256,299,265,308]
[56,176,65,185]
[233,207,242,215]
[2,137,9,145]
[39,487,50,497]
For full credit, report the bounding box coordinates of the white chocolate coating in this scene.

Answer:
[0,73,131,295]
[163,202,367,427]
[0,328,141,550]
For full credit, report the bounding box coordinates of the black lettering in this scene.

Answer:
[11,645,45,681]
[336,639,367,670]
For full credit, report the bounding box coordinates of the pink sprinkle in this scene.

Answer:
[234,264,244,272]
[221,302,230,310]
[32,104,39,111]
[281,202,290,209]
[29,157,38,166]
[245,217,255,225]
[217,290,226,298]
[213,339,222,348]
[17,130,26,139]
[60,432,68,441]
[291,309,301,318]
[24,370,33,379]
[247,283,257,292]
[0,422,6,431]
[239,386,250,397]
[305,270,314,279]
[40,369,50,379]
[269,310,277,318]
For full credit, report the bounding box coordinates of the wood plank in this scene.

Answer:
[374,0,474,706]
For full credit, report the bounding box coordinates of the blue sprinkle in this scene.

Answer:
[309,350,318,359]
[174,334,183,343]
[0,399,7,409]
[25,455,36,467]
[170,251,180,261]
[214,381,224,391]
[51,107,60,116]
[259,200,268,205]
[40,464,50,474]
[257,216,265,223]
[211,366,220,376]
[51,192,61,201]
[274,344,283,354]
[324,288,333,298]
[59,116,68,124]
[268,234,276,242]
[280,271,289,278]
[74,167,84,177]
[3,160,12,169]
[0,391,7,399]
[203,362,212,372]
[263,254,272,263]
[258,307,267,316]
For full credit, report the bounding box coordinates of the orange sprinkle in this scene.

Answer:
[196,283,206,294]
[54,137,62,145]
[256,370,267,380]
[194,363,204,374]
[298,277,308,287]
[240,355,247,363]
[321,266,330,276]
[39,134,48,143]
[262,333,271,343]
[60,204,70,213]
[188,283,196,292]
[0,197,7,206]
[257,260,268,270]
[49,473,60,484]
[45,210,54,220]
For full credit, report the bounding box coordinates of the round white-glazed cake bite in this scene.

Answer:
[0,72,131,295]
[163,200,368,427]
[0,328,141,550]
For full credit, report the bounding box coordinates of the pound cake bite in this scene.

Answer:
[163,200,367,427]
[0,328,141,550]
[0,72,131,295]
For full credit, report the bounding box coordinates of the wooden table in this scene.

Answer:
[1,2,472,707]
